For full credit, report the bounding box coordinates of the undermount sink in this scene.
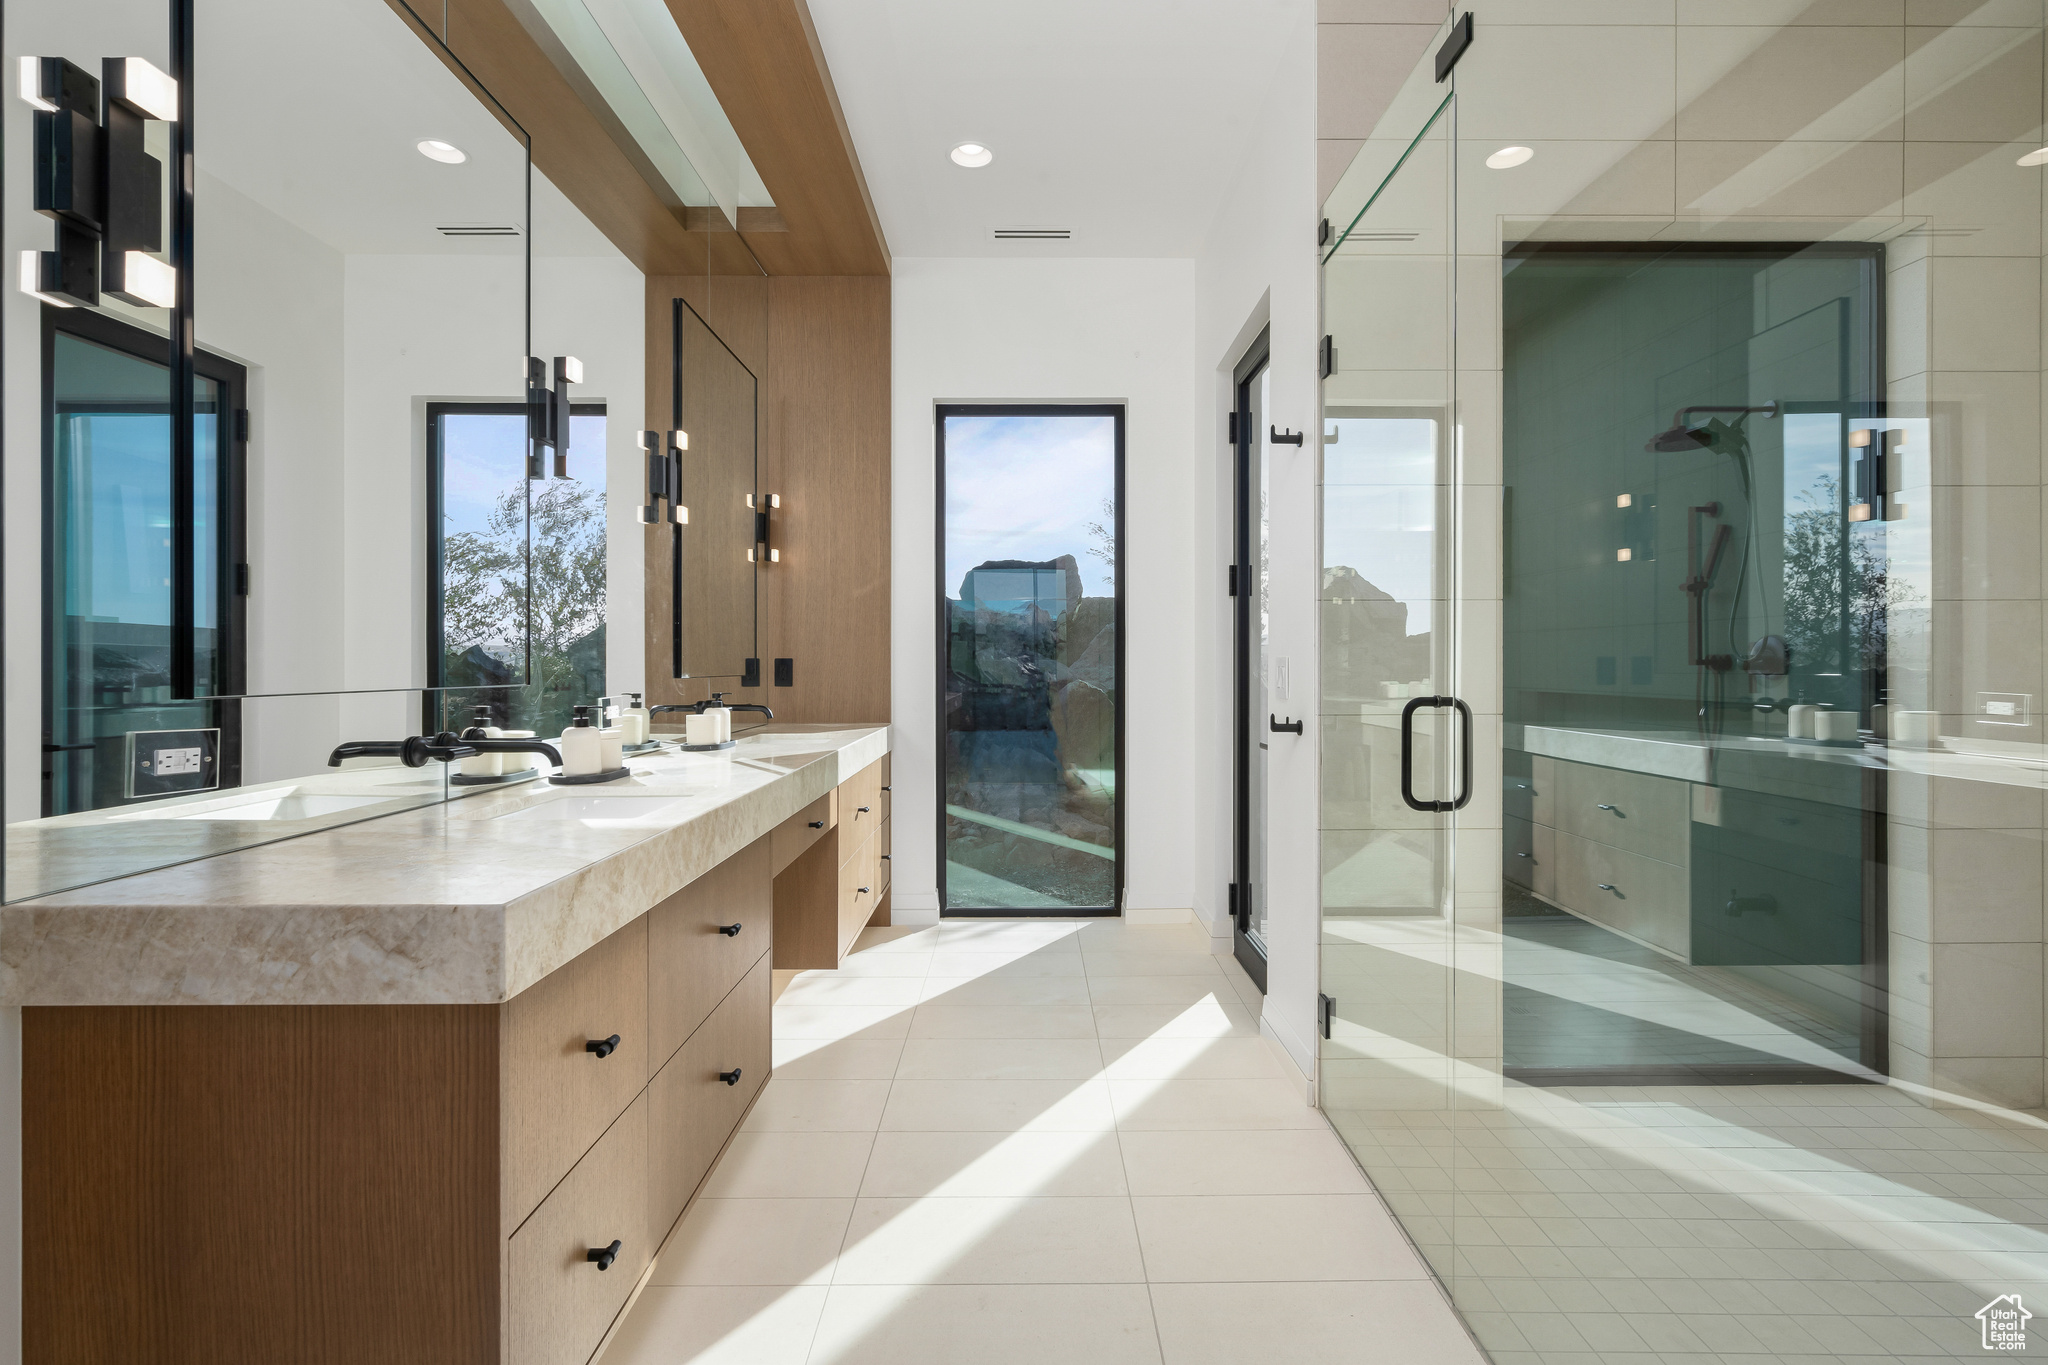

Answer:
[115,792,393,823]
[490,795,689,827]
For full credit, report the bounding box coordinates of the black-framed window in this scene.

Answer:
[936,404,1124,916]
[424,401,606,738]
[41,305,245,815]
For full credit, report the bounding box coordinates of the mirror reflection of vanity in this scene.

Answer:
[3,0,645,900]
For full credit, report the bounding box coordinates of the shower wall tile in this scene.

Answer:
[1675,140,1905,220]
[1904,25,2046,143]
[1903,142,2046,258]
[1457,27,1678,145]
[1920,370,2042,486]
[1925,826,2046,941]
[1682,0,1906,24]
[1931,940,2044,1055]
[1928,484,2044,598]
[1923,256,2042,371]
[1676,27,1905,143]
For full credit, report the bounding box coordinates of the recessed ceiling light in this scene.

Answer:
[950,142,993,168]
[2020,147,2048,167]
[417,139,466,164]
[1485,145,1534,170]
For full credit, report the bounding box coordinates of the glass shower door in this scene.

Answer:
[1318,67,1470,1265]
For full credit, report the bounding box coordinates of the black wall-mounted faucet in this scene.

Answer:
[650,692,775,722]
[327,734,478,768]
[451,729,564,768]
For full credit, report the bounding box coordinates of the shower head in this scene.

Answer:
[1647,423,1712,453]
[1644,401,1779,454]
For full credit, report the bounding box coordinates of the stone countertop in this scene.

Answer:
[0,724,889,1008]
[1512,722,2048,794]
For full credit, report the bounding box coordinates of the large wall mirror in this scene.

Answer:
[648,240,767,712]
[2,0,549,898]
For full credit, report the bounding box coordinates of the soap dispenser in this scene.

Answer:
[620,693,651,748]
[560,706,602,777]
[459,705,503,778]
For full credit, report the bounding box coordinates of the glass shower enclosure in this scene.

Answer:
[1321,10,2048,1361]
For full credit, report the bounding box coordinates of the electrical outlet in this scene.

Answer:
[153,746,202,776]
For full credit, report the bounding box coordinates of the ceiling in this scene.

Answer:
[805,0,1306,258]
[196,0,615,258]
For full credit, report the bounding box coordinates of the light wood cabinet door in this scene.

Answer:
[502,919,647,1233]
[648,835,773,1068]
[837,832,878,959]
[841,759,884,848]
[647,951,772,1240]
[1555,760,1690,866]
[877,817,892,898]
[508,1092,650,1365]
[771,791,836,875]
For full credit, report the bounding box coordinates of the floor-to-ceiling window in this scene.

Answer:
[937,406,1122,915]
[425,401,605,737]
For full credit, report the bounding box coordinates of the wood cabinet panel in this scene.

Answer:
[24,1004,500,1365]
[649,835,773,1067]
[648,952,772,1239]
[502,919,648,1233]
[840,758,884,852]
[771,790,836,875]
[837,833,878,960]
[1555,831,1689,957]
[1556,760,1690,866]
[877,817,892,898]
[508,1093,650,1365]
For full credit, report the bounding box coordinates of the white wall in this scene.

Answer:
[890,257,1200,923]
[1190,5,1321,1079]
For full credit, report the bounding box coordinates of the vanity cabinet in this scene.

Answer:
[773,753,891,969]
[1509,752,1692,957]
[23,834,778,1365]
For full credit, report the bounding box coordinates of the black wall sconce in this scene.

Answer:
[747,492,782,563]
[638,428,687,525]
[527,354,582,478]
[20,54,179,309]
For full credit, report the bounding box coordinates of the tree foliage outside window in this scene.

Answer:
[438,479,606,737]
[1780,473,1911,677]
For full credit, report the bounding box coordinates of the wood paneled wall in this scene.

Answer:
[644,276,890,725]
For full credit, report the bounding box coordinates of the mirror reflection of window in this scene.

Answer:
[43,312,245,816]
[427,405,606,740]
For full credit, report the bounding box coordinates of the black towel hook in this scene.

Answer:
[1270,426,1303,446]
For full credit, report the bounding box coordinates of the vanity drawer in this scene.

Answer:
[838,833,879,958]
[649,835,773,1068]
[1555,760,1689,866]
[877,818,892,898]
[1555,831,1688,957]
[1504,817,1557,901]
[772,791,836,876]
[502,918,647,1233]
[508,1091,650,1365]
[880,753,892,821]
[842,759,885,849]
[648,952,771,1239]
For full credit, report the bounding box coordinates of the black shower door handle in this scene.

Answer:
[1399,695,1473,813]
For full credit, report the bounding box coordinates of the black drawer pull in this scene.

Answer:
[718,923,742,937]
[808,820,824,828]
[585,1034,621,1059]
[858,805,871,813]
[880,854,891,860]
[587,1239,622,1271]
[1597,883,1617,892]
[858,886,870,895]
[719,1067,742,1086]
[881,785,891,791]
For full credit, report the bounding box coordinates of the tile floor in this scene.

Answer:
[1324,907,2048,1362]
[599,917,1484,1365]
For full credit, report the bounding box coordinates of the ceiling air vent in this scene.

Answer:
[991,226,1072,241]
[436,224,522,237]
